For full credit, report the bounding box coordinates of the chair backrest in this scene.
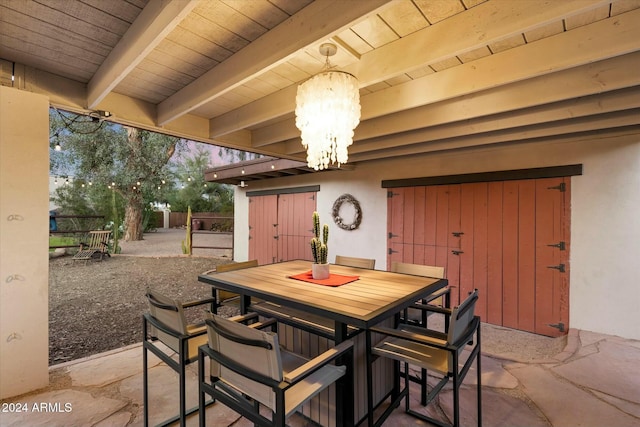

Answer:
[215,259,258,272]
[146,289,188,352]
[206,314,282,411]
[212,260,258,301]
[87,230,111,249]
[335,255,375,269]
[390,262,445,279]
[447,289,479,345]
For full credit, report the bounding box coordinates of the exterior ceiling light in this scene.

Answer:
[295,43,360,171]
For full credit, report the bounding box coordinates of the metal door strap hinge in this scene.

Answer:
[388,248,399,255]
[547,241,566,250]
[547,264,565,273]
[388,232,399,239]
[452,232,464,237]
[548,322,565,332]
[547,182,566,192]
[451,250,464,255]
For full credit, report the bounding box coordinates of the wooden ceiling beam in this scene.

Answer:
[158,0,391,126]
[209,86,297,138]
[251,12,640,148]
[350,0,611,85]
[87,0,197,109]
[349,110,640,163]
[211,0,612,139]
[349,88,640,155]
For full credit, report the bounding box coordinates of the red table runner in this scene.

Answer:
[289,270,360,287]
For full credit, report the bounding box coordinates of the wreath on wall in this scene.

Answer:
[332,193,362,231]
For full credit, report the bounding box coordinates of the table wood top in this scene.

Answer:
[198,260,447,328]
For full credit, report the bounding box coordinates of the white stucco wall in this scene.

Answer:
[0,86,50,398]
[234,132,640,340]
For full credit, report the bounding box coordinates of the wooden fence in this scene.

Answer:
[49,214,105,248]
[168,212,233,231]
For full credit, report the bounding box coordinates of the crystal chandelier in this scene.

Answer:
[295,43,361,171]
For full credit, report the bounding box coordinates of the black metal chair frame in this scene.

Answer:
[366,292,482,427]
[198,316,355,427]
[142,293,216,427]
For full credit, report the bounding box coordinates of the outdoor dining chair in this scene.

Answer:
[142,289,216,427]
[202,259,258,314]
[366,289,481,427]
[198,313,354,427]
[335,255,376,269]
[390,261,448,327]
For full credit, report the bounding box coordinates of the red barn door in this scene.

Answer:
[388,177,570,337]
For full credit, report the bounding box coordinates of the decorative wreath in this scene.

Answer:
[332,194,362,231]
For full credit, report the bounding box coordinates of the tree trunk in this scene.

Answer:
[124,197,144,241]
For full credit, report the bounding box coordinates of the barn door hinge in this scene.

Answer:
[451,250,464,255]
[547,241,566,250]
[547,264,565,273]
[388,248,399,255]
[548,322,565,332]
[387,191,399,198]
[273,235,279,240]
[388,232,399,239]
[452,231,464,237]
[273,223,278,227]
[310,194,315,200]
[547,182,566,192]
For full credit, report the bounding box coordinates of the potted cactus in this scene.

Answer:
[310,211,330,279]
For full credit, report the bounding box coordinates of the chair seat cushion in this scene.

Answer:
[373,337,449,376]
[280,349,346,418]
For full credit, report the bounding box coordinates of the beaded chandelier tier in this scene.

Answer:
[295,43,361,171]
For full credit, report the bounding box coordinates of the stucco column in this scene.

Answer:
[0,86,50,398]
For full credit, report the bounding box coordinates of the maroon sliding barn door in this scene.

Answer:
[388,177,570,337]
[276,192,317,262]
[248,194,278,265]
[249,191,317,265]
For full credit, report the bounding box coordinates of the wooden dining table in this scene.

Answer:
[198,259,448,427]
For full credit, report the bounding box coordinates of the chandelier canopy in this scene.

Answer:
[295,43,361,171]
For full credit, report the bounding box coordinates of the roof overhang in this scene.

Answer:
[204,156,353,185]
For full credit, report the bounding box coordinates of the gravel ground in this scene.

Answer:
[48,229,236,365]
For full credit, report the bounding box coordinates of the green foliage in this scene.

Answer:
[51,179,124,229]
[165,146,234,214]
[310,211,328,264]
[50,109,184,239]
[49,236,79,252]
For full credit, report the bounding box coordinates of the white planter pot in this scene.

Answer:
[312,263,330,280]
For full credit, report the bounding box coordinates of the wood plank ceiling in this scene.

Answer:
[1,0,640,183]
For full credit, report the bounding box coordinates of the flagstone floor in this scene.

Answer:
[1,326,639,427]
